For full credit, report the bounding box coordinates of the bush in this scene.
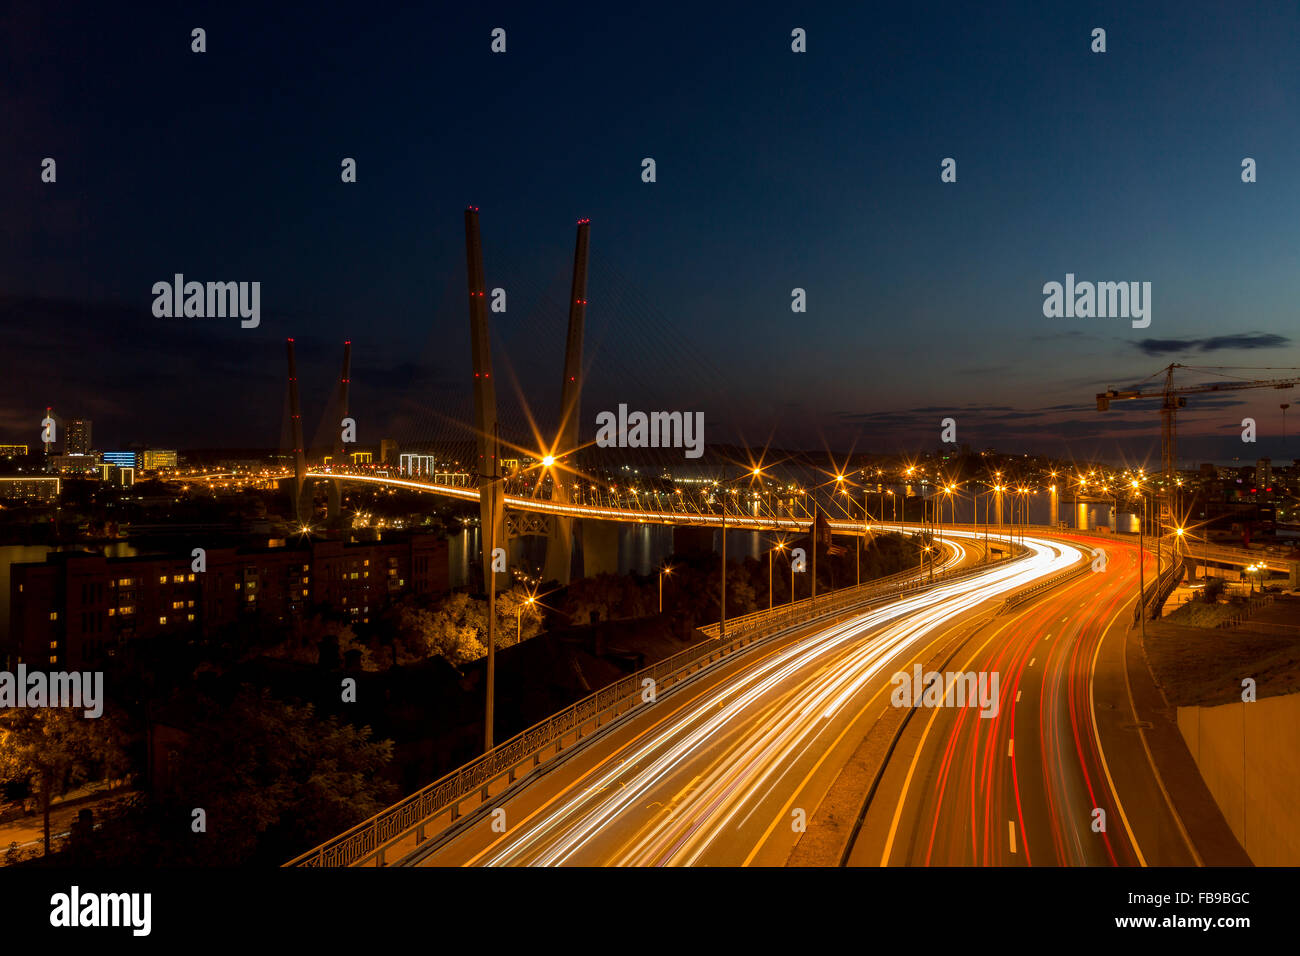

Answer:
[1202,577,1226,604]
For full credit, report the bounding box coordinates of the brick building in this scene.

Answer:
[6,533,448,669]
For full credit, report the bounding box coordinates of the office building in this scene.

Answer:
[66,419,93,455]
[141,449,179,470]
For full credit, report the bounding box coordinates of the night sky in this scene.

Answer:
[5,1,1300,465]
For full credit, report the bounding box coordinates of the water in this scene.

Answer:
[447,491,1148,587]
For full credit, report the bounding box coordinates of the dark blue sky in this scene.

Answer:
[5,1,1300,465]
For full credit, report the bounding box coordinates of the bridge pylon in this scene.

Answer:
[544,218,590,585]
[327,340,351,520]
[285,338,308,524]
[465,207,507,592]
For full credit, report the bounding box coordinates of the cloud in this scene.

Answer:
[1134,333,1291,356]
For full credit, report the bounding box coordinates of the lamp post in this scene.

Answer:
[791,550,797,607]
[659,564,672,613]
[481,423,505,752]
[768,543,784,610]
[516,594,534,643]
[1132,478,1146,642]
[720,509,727,637]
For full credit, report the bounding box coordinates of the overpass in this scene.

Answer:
[305,467,1300,582]
[286,526,1077,867]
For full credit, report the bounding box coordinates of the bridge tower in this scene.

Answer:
[465,207,507,592]
[544,218,591,585]
[286,338,308,524]
[327,341,352,520]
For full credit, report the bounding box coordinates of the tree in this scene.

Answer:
[1203,577,1227,604]
[0,708,130,856]
[494,587,544,647]
[127,685,396,865]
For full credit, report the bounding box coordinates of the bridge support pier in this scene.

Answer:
[581,521,619,578]
[544,516,575,584]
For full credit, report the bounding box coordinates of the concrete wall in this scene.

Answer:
[1177,693,1300,866]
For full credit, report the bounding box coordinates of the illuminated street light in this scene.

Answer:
[659,565,673,613]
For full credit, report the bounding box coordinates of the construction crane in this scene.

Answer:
[1097,363,1300,531]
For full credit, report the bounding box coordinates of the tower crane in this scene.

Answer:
[1097,363,1300,531]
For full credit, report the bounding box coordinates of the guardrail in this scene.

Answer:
[286,539,1026,868]
[998,553,1094,613]
[1215,593,1278,629]
[697,544,1016,640]
[1134,562,1185,622]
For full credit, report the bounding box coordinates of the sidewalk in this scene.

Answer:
[1121,624,1253,865]
[0,782,136,860]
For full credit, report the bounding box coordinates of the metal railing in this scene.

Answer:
[286,540,1026,868]
[699,547,1017,640]
[998,553,1094,613]
[1215,593,1278,628]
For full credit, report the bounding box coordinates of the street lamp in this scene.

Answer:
[1132,478,1147,643]
[659,564,672,613]
[516,594,535,642]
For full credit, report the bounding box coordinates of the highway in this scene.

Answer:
[404,531,1085,866]
[850,534,1197,866]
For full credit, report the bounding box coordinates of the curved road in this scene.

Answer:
[406,533,1082,866]
[850,535,1198,866]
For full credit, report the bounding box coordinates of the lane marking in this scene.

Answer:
[1087,555,1150,865]
[1029,657,1036,667]
[1009,821,1017,854]
[879,612,1026,865]
[1015,690,1022,702]
[1008,739,1014,757]
[744,609,998,866]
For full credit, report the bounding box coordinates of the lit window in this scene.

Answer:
[49,656,57,664]
[187,573,195,582]
[364,559,369,566]
[173,574,183,583]
[187,599,194,608]
[108,608,115,617]
[159,616,167,625]
[49,611,58,621]
[49,641,58,650]
[187,613,195,621]
[159,575,167,584]
[301,589,308,596]
[235,582,241,590]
